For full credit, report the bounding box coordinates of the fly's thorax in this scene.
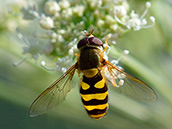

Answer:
[78,47,102,70]
[77,34,105,71]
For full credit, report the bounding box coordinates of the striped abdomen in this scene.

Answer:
[80,70,108,119]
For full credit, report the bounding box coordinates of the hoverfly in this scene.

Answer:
[29,30,157,119]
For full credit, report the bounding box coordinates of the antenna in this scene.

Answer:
[84,30,94,36]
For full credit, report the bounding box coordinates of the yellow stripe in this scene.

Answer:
[84,103,108,111]
[81,81,90,90]
[94,77,105,89]
[90,112,106,119]
[81,91,108,101]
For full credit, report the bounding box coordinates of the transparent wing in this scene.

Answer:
[102,60,157,102]
[29,63,77,117]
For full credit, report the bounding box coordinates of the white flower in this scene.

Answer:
[56,34,64,42]
[17,0,156,72]
[59,0,70,9]
[68,48,74,56]
[44,1,61,15]
[114,5,127,18]
[61,8,73,18]
[110,24,118,32]
[39,15,54,30]
[51,32,58,39]
[97,19,105,27]
[72,5,85,17]
[145,1,151,8]
[115,1,155,31]
[50,32,58,43]
[105,15,116,25]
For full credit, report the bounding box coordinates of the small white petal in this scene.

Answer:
[68,42,73,48]
[41,61,46,66]
[110,24,118,31]
[98,0,102,7]
[39,16,54,30]
[72,5,85,17]
[59,0,70,9]
[114,5,127,17]
[51,38,56,43]
[112,41,116,45]
[73,45,78,51]
[150,16,155,22]
[123,50,129,55]
[141,19,147,25]
[103,53,108,61]
[130,10,138,18]
[69,49,74,55]
[97,19,105,27]
[61,67,67,73]
[145,2,151,8]
[44,1,61,15]
[119,79,124,86]
[103,43,108,48]
[111,60,118,65]
[51,32,57,38]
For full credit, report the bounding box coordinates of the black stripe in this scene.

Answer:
[82,95,108,105]
[80,83,107,94]
[80,71,108,94]
[86,107,107,115]
[81,71,107,94]
[82,72,102,86]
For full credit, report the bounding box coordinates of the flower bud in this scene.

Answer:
[44,1,61,15]
[39,15,54,30]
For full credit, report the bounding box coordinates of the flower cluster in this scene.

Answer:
[15,0,155,73]
[115,2,155,31]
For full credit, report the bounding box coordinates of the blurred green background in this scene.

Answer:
[1,0,172,129]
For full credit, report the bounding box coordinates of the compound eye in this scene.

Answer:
[88,37,103,47]
[77,38,88,49]
[77,36,103,49]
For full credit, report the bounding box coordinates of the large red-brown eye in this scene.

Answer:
[88,37,103,47]
[77,36,103,49]
[77,38,88,49]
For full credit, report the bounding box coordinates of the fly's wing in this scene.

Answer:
[29,63,77,117]
[102,60,157,102]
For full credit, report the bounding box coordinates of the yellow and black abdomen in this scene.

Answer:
[80,71,108,119]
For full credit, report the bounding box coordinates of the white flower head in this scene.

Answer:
[115,1,155,31]
[16,0,156,73]
[44,1,61,15]
[39,15,54,30]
